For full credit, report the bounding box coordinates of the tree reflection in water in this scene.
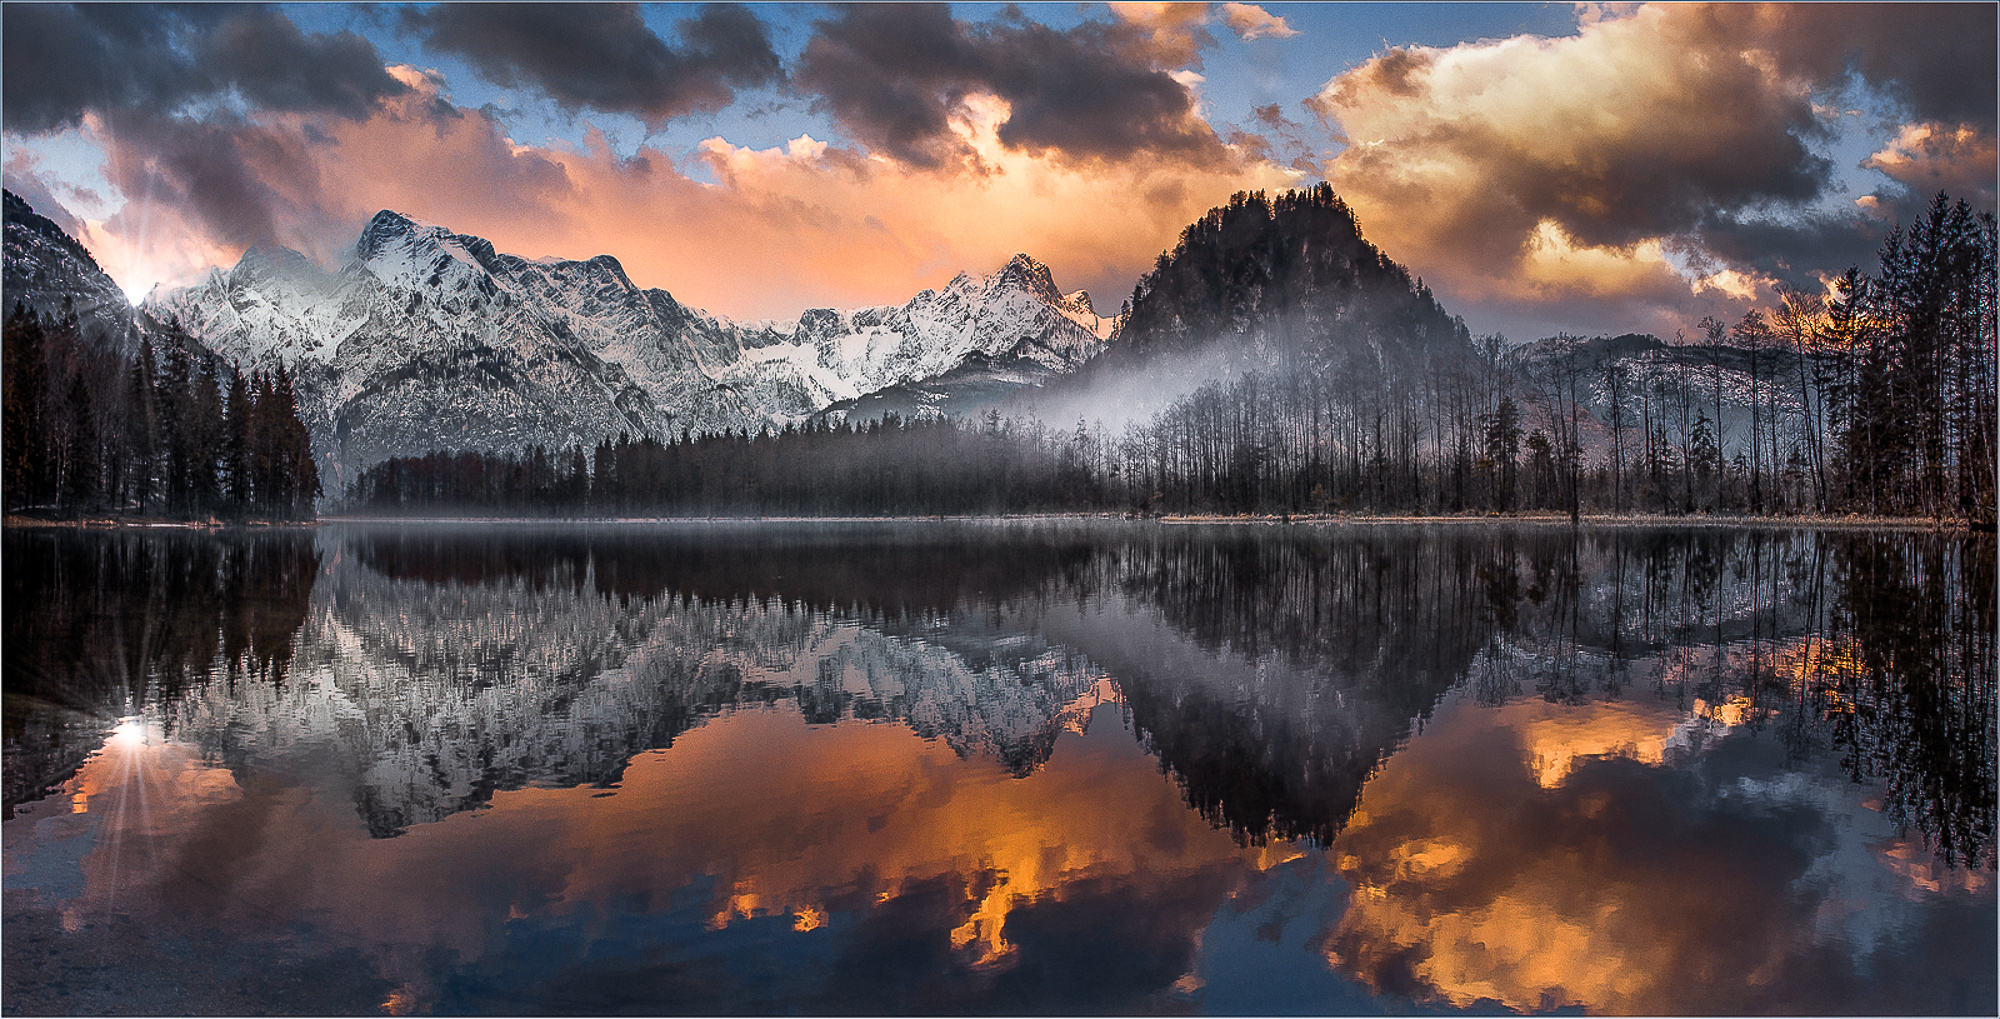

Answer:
[1,522,1991,1014]
[4,528,320,816]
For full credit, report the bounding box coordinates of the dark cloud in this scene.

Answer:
[1715,3,2000,125]
[405,3,783,127]
[1686,209,1888,286]
[1,4,407,134]
[96,110,320,248]
[794,4,1234,173]
[790,4,977,169]
[982,19,1229,167]
[198,6,406,119]
[2,5,188,133]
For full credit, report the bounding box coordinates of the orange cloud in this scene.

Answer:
[1863,121,1999,209]
[1305,3,1996,339]
[90,67,1299,320]
[1107,3,1215,68]
[17,689,1292,1012]
[1218,4,1298,41]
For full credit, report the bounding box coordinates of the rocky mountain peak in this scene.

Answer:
[4,190,99,274]
[994,253,1062,302]
[355,209,425,260]
[353,209,506,294]
[144,207,1121,479]
[3,188,138,349]
[579,252,635,288]
[1056,289,1096,319]
[231,240,315,283]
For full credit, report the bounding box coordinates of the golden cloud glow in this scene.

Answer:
[1319,686,1969,1014]
[1863,121,1999,207]
[7,685,1293,1005]
[19,115,244,299]
[1695,267,1764,302]
[1300,3,1984,336]
[1519,219,1691,302]
[1513,695,1679,788]
[79,66,1298,321]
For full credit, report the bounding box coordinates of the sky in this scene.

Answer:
[3,2,1994,341]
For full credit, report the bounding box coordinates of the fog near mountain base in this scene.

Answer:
[1007,303,1454,442]
[1010,334,1245,434]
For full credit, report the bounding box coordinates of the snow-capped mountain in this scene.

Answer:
[1508,332,1810,462]
[812,255,1122,425]
[3,191,139,350]
[145,210,1113,486]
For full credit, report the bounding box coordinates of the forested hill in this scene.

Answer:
[1022,184,1472,423]
[1119,184,1466,357]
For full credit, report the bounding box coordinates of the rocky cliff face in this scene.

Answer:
[3,191,140,351]
[145,210,1112,486]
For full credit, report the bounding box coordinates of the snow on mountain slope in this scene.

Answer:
[3,191,139,350]
[147,241,361,366]
[146,211,1111,483]
[151,211,682,488]
[1508,332,1812,462]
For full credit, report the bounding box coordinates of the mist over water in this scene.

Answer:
[3,522,1992,1014]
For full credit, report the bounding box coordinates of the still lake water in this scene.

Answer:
[2,521,1992,1015]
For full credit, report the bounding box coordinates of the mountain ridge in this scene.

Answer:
[138,208,1113,485]
[3,190,140,351]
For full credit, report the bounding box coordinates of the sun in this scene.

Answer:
[71,216,169,307]
[118,276,157,306]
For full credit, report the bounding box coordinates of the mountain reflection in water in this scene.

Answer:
[2,522,1992,1015]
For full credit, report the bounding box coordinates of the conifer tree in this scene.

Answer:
[223,368,251,514]
[125,340,159,514]
[3,305,52,510]
[60,370,98,513]
[187,358,224,515]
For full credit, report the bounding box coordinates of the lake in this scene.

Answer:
[3,521,1992,1015]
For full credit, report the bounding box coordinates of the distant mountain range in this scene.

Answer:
[4,186,1803,502]
[128,209,1112,489]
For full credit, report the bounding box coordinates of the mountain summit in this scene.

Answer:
[145,213,1111,486]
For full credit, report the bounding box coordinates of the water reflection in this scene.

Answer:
[1323,690,1987,1013]
[3,529,320,816]
[2,522,1992,1014]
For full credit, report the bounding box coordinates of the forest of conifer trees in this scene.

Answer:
[1,302,320,520]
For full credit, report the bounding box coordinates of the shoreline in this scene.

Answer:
[7,511,1982,532]
[3,515,324,531]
